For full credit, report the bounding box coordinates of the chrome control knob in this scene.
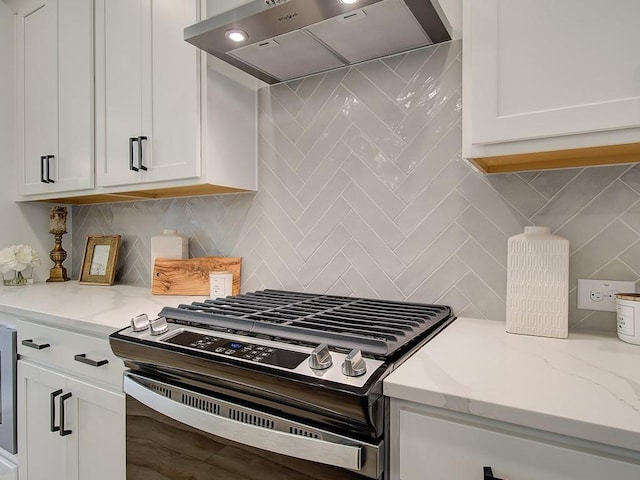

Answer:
[341,349,367,377]
[149,317,169,336]
[309,344,333,370]
[130,314,149,332]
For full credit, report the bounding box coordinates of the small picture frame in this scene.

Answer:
[79,235,121,285]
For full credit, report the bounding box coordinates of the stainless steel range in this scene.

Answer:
[109,289,454,479]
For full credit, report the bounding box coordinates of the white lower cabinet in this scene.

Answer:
[0,457,17,480]
[390,400,640,480]
[17,321,125,480]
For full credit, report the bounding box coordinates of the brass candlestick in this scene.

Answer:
[47,206,70,282]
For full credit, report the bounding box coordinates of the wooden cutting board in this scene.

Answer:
[152,257,241,296]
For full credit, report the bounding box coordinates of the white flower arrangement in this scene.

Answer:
[0,245,41,285]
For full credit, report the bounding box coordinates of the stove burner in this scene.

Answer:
[159,289,452,357]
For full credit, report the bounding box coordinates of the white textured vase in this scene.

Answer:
[506,226,569,338]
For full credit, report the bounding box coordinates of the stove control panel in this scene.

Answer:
[164,331,308,369]
[308,343,333,370]
[130,314,150,332]
[115,322,386,387]
[149,317,169,336]
[342,349,367,377]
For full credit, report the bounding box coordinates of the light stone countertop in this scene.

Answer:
[4,285,639,454]
[0,282,203,336]
[384,316,640,454]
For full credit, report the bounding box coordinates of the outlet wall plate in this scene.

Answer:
[576,279,636,312]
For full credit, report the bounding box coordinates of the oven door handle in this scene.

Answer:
[124,375,364,471]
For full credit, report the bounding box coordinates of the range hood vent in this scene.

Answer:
[185,0,451,85]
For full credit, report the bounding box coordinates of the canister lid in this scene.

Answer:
[524,226,551,235]
[615,293,640,301]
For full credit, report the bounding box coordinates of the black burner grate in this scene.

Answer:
[159,290,452,357]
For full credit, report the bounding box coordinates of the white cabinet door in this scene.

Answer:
[143,0,200,184]
[464,0,640,155]
[17,361,125,480]
[0,457,17,480]
[18,362,69,480]
[392,402,640,480]
[15,0,94,195]
[68,377,125,480]
[96,0,200,188]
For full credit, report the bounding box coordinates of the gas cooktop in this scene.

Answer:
[158,289,453,357]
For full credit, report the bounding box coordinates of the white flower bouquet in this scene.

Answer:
[0,245,41,285]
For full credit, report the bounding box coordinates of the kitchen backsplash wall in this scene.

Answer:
[72,39,640,331]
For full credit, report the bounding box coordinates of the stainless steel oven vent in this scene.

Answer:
[182,394,221,415]
[149,383,172,399]
[290,427,321,439]
[229,409,275,430]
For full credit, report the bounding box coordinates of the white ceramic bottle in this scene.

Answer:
[506,226,569,338]
[150,229,189,283]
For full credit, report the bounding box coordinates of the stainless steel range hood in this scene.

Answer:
[184,0,451,85]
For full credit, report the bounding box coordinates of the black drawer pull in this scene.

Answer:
[46,155,55,183]
[74,353,109,367]
[22,339,50,350]
[60,392,72,437]
[137,136,148,170]
[484,466,506,480]
[40,156,49,183]
[50,389,63,432]
[129,137,138,171]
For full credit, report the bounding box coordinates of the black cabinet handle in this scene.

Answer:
[484,466,506,480]
[138,136,147,171]
[22,339,50,350]
[59,392,72,437]
[74,353,109,367]
[50,389,63,432]
[129,137,138,171]
[46,155,55,183]
[40,156,49,183]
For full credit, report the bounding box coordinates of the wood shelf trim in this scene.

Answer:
[41,184,251,205]
[470,142,640,174]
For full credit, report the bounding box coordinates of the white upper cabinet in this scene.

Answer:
[14,0,94,195]
[95,0,200,187]
[12,0,256,203]
[463,0,640,171]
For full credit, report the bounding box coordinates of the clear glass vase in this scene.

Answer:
[3,267,33,286]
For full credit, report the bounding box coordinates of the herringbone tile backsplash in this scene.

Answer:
[72,40,640,331]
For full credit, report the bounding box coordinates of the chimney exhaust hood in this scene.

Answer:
[184,0,451,85]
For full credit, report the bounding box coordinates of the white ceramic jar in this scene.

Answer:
[615,293,640,345]
[506,226,569,338]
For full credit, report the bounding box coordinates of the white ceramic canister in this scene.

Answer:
[150,229,189,282]
[506,226,569,338]
[615,293,640,345]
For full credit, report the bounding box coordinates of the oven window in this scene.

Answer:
[127,396,375,479]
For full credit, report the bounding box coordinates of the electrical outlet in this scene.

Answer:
[577,279,636,312]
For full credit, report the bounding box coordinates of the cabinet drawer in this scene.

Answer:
[17,320,123,388]
[399,408,640,480]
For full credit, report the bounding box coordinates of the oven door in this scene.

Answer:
[124,373,383,480]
